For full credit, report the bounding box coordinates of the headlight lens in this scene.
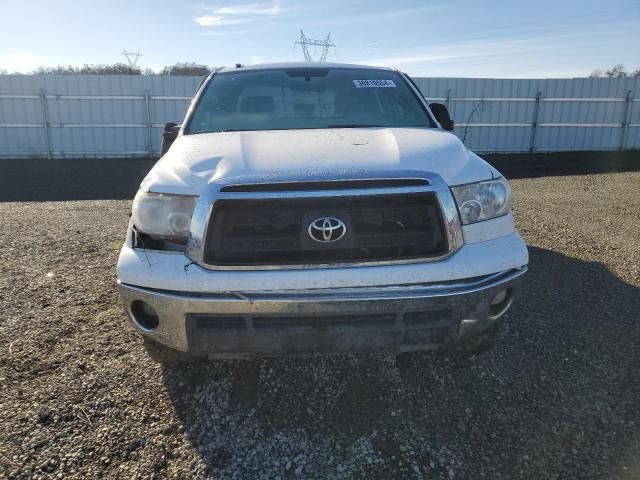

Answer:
[451,178,511,225]
[131,191,197,242]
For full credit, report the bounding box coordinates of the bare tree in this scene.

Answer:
[80,63,141,75]
[160,62,211,76]
[589,65,640,78]
[605,64,627,77]
[33,65,78,74]
[32,63,141,75]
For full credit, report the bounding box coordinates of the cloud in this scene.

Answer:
[215,3,280,15]
[349,21,639,78]
[355,25,635,69]
[194,1,280,28]
[304,4,447,28]
[194,15,251,26]
[197,28,255,36]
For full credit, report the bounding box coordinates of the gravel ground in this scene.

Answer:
[1,171,639,479]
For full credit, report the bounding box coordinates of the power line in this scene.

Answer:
[294,30,335,62]
[121,49,143,67]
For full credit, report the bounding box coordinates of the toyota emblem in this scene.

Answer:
[308,217,347,243]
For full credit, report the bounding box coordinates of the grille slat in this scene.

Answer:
[204,192,447,266]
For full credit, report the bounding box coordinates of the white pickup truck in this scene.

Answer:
[116,62,528,362]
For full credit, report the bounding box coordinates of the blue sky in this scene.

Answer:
[1,0,639,77]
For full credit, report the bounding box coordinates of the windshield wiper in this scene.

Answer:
[326,124,384,129]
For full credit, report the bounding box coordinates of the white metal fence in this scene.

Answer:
[413,76,640,153]
[0,74,638,158]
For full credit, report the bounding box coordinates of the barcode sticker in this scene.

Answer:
[353,79,397,88]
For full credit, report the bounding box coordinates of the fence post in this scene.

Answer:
[529,91,542,153]
[446,88,452,110]
[144,89,153,157]
[39,88,52,159]
[620,90,633,151]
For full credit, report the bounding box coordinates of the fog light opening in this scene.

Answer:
[130,300,159,330]
[489,289,513,319]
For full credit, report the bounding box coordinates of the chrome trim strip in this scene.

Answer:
[220,177,430,191]
[121,267,527,302]
[119,265,528,304]
[185,170,463,271]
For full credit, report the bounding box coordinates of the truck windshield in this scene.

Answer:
[186,68,435,133]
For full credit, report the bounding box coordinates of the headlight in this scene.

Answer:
[451,178,511,225]
[131,191,197,242]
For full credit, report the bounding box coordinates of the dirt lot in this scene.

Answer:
[1,171,639,479]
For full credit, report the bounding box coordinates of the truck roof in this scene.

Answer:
[216,62,395,73]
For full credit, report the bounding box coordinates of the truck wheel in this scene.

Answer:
[142,336,196,364]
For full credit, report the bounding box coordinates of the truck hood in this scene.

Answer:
[141,128,494,195]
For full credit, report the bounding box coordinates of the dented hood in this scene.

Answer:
[141,128,494,195]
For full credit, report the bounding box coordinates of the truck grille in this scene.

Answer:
[186,310,455,355]
[203,192,447,266]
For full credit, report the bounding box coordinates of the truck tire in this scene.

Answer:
[142,336,196,364]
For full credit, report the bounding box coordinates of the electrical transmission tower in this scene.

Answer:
[294,30,335,62]
[121,49,143,67]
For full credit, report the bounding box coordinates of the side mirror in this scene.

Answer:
[161,122,181,156]
[429,103,454,131]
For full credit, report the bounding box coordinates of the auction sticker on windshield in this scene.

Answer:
[353,79,397,88]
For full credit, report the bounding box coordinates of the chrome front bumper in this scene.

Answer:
[118,267,527,358]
